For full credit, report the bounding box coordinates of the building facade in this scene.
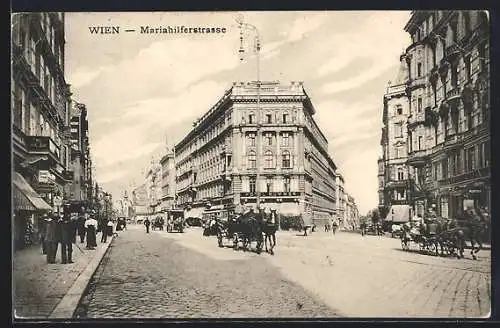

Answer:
[144,159,162,214]
[173,81,337,225]
[65,101,93,212]
[12,12,73,249]
[403,11,490,219]
[335,173,346,226]
[378,59,412,214]
[160,152,176,211]
[345,194,360,230]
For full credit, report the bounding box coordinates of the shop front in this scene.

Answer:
[13,172,52,250]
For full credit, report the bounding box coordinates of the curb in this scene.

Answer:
[49,235,114,319]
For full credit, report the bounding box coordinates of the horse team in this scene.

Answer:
[207,208,278,255]
[399,208,489,260]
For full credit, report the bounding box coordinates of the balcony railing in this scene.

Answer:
[445,44,461,60]
[385,179,409,189]
[240,191,300,197]
[441,166,490,185]
[446,87,461,101]
[407,149,429,166]
[26,136,60,162]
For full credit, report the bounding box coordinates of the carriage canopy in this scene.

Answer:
[384,205,412,223]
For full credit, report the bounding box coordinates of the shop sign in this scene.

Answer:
[53,196,63,207]
[468,189,482,194]
[38,170,55,183]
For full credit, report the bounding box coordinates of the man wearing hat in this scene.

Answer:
[60,213,77,264]
[44,212,60,264]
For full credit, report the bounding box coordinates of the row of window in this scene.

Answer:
[432,141,490,180]
[247,151,293,169]
[246,132,292,147]
[246,177,293,193]
[243,111,291,125]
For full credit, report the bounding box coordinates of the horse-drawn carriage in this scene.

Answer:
[166,209,185,233]
[400,212,489,259]
[151,215,165,231]
[215,209,278,255]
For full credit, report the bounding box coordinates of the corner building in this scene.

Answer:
[403,11,490,219]
[174,81,337,225]
[378,60,411,215]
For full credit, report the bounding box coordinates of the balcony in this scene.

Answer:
[63,170,74,181]
[446,87,461,103]
[445,44,461,61]
[26,136,60,162]
[406,76,426,92]
[385,179,409,189]
[441,166,491,186]
[408,111,426,128]
[407,149,429,167]
[429,66,439,84]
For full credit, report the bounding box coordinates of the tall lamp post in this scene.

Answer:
[104,193,111,221]
[237,16,262,209]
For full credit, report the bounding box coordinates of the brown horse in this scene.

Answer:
[454,209,489,260]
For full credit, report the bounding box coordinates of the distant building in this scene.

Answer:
[335,173,346,226]
[65,101,93,213]
[160,152,176,211]
[345,194,359,230]
[378,57,412,215]
[173,81,338,226]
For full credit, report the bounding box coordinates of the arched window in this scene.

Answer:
[264,150,274,168]
[248,151,256,168]
[248,112,255,124]
[282,151,291,168]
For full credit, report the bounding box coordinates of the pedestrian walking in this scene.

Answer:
[106,220,114,239]
[44,213,60,264]
[40,213,50,255]
[60,213,76,264]
[332,220,338,236]
[144,217,151,233]
[85,213,98,250]
[101,218,109,243]
[76,213,86,243]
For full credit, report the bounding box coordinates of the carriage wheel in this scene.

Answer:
[401,239,408,251]
[429,242,439,256]
[233,234,239,250]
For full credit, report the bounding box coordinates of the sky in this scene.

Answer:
[65,11,412,215]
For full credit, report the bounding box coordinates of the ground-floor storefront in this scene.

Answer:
[12,171,53,250]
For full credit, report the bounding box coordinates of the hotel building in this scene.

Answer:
[173,81,338,225]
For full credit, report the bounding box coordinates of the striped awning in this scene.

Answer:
[13,172,52,211]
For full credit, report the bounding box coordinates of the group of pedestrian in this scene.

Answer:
[40,211,78,264]
[40,209,117,264]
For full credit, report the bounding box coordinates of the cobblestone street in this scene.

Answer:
[76,225,341,318]
[76,225,490,319]
[268,229,491,318]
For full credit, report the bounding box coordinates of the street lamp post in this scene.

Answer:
[237,16,262,210]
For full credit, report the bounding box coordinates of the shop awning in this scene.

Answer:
[13,172,52,211]
[384,204,412,223]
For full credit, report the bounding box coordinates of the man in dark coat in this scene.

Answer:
[76,213,86,243]
[60,214,77,264]
[101,218,109,243]
[144,217,151,233]
[44,213,60,264]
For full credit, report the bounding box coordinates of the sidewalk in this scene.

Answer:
[13,235,114,319]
